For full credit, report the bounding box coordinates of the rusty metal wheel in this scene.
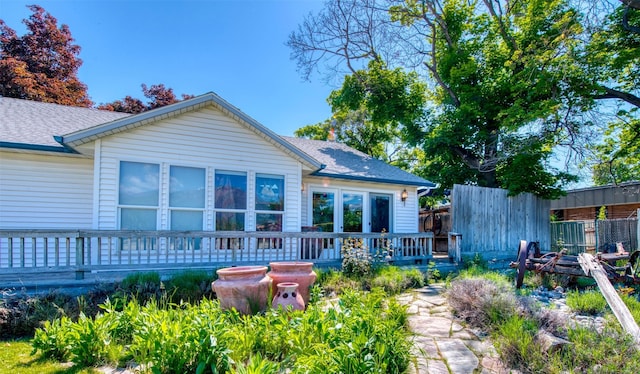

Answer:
[516,240,528,289]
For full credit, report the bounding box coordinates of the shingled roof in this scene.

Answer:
[282,136,434,187]
[0,97,129,151]
[1,95,434,187]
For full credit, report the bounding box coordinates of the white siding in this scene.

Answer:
[0,152,93,229]
[95,106,303,231]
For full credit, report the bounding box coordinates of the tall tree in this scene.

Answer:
[97,84,194,114]
[0,5,91,106]
[289,0,584,198]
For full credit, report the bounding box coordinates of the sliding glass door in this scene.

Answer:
[311,190,392,234]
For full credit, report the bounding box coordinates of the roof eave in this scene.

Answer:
[0,141,77,154]
[311,171,436,187]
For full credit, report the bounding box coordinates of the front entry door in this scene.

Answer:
[370,193,392,233]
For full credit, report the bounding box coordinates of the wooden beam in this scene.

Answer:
[578,253,640,349]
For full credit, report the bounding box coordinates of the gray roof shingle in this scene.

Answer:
[282,136,434,187]
[0,97,129,149]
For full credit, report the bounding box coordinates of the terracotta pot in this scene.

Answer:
[212,266,272,315]
[272,282,305,311]
[268,261,317,306]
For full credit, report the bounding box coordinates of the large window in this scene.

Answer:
[170,166,205,250]
[214,170,246,231]
[169,166,205,229]
[119,161,159,230]
[255,173,284,232]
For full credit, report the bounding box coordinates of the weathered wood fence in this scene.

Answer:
[451,184,550,259]
[0,230,434,281]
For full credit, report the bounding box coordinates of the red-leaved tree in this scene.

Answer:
[0,5,92,106]
[97,83,194,113]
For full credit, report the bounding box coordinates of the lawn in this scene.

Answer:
[0,339,99,374]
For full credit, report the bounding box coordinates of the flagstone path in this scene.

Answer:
[399,284,512,374]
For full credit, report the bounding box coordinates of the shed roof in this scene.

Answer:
[549,181,640,209]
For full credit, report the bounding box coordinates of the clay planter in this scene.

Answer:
[268,262,317,306]
[212,266,272,315]
[272,282,305,311]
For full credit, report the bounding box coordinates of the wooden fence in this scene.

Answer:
[451,184,550,259]
[0,230,433,281]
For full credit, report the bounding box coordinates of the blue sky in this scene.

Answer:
[1,0,334,136]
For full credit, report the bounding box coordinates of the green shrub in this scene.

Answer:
[566,290,608,315]
[68,313,120,366]
[563,326,640,373]
[341,237,374,277]
[493,315,543,371]
[315,267,362,296]
[447,276,518,331]
[31,316,73,361]
[461,253,488,271]
[369,266,425,295]
[231,352,280,374]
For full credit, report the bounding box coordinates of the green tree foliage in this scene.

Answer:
[295,60,427,168]
[590,118,640,185]
[97,83,194,114]
[585,4,640,184]
[392,0,585,198]
[0,5,91,106]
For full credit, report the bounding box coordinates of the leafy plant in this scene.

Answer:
[31,316,73,361]
[68,313,120,366]
[341,237,374,277]
[461,253,488,271]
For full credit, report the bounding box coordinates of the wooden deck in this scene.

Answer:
[1,230,435,290]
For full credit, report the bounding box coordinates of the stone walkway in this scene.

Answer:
[398,284,511,374]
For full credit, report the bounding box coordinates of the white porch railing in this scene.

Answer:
[0,230,434,279]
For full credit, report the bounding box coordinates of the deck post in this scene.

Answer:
[75,236,85,280]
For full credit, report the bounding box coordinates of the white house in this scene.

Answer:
[0,93,435,278]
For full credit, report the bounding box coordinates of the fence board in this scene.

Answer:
[451,185,550,258]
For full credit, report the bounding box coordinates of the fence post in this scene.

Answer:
[595,219,599,253]
[75,235,85,280]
